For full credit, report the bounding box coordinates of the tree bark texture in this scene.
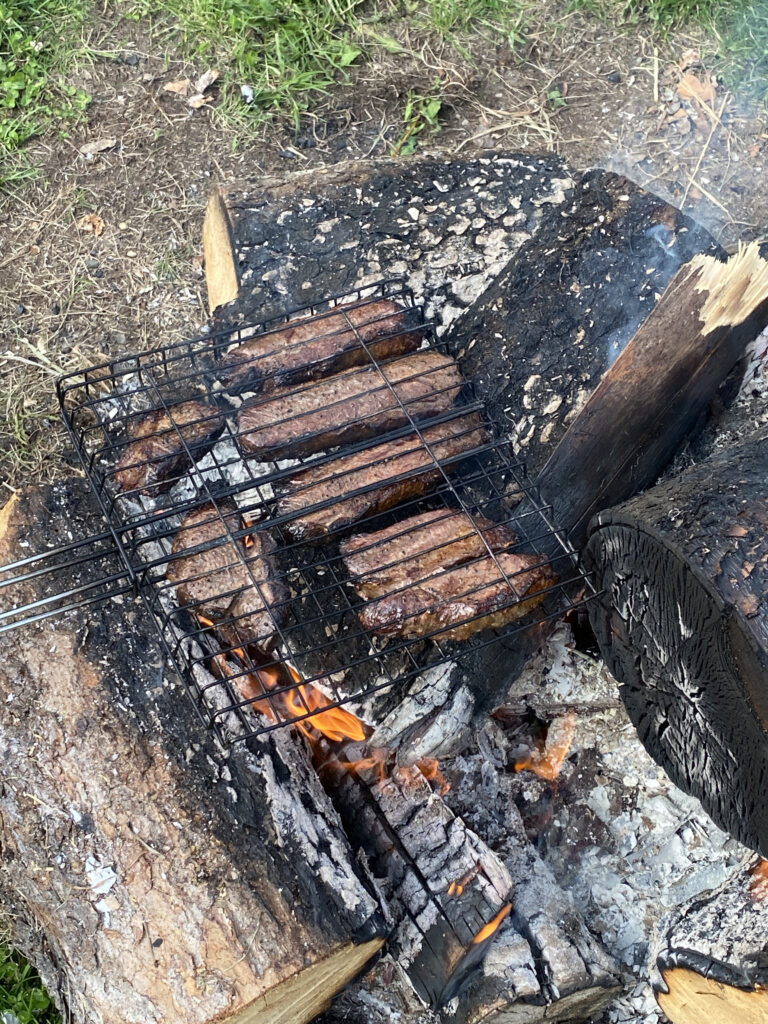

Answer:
[0,481,386,1024]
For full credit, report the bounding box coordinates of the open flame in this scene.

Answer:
[471,902,512,945]
[448,863,481,897]
[514,711,576,782]
[749,859,768,901]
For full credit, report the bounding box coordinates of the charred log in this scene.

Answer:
[654,858,768,1024]
[0,482,386,1024]
[443,169,723,479]
[585,427,768,857]
[537,243,768,547]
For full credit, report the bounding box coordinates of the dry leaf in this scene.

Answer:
[677,71,717,105]
[163,79,191,96]
[688,186,703,202]
[749,143,762,159]
[79,137,117,156]
[193,68,219,94]
[77,212,105,237]
[188,94,214,109]
[678,49,702,71]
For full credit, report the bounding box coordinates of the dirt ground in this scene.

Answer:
[1,4,767,490]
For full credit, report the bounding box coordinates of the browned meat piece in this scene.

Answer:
[275,413,489,540]
[113,400,224,495]
[237,350,463,460]
[341,509,518,599]
[219,298,424,394]
[166,502,287,650]
[358,550,555,642]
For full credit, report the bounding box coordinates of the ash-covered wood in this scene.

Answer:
[443,169,723,479]
[537,243,768,546]
[322,752,618,1022]
[654,858,768,1024]
[0,482,386,1024]
[585,427,768,857]
[212,152,574,332]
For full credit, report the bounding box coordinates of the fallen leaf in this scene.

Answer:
[79,137,117,156]
[77,212,105,236]
[677,71,717,105]
[678,49,702,71]
[688,185,703,202]
[193,68,219,94]
[188,94,214,109]
[163,78,191,96]
[749,142,762,158]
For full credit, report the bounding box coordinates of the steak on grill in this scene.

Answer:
[166,501,287,650]
[341,508,518,599]
[113,400,224,495]
[358,550,554,642]
[275,413,489,540]
[219,298,424,394]
[237,350,462,460]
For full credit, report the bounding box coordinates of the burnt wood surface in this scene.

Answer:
[655,858,768,1024]
[322,755,618,1022]
[214,152,574,333]
[536,246,768,547]
[443,169,723,480]
[585,428,768,857]
[0,482,386,1024]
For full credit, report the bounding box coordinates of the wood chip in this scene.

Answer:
[193,69,219,94]
[78,138,117,156]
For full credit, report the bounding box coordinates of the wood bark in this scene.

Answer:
[0,481,386,1024]
[585,427,768,857]
[654,858,768,1024]
[536,244,768,548]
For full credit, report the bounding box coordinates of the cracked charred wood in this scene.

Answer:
[536,243,768,548]
[443,169,723,480]
[654,858,768,1024]
[585,427,768,857]
[0,483,387,1024]
[322,756,618,1023]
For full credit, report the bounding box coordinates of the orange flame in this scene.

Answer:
[282,664,367,743]
[417,757,450,795]
[447,863,481,898]
[749,859,768,901]
[472,903,512,945]
[242,513,255,549]
[515,711,576,782]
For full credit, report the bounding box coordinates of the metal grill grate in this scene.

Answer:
[52,280,596,745]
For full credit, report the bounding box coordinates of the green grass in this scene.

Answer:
[0,0,90,170]
[119,0,526,130]
[0,944,59,1024]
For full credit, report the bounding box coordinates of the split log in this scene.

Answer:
[585,427,768,857]
[653,858,768,1024]
[444,169,723,479]
[0,481,387,1024]
[323,753,619,1021]
[537,242,768,547]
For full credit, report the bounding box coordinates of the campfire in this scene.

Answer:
[1,154,768,1024]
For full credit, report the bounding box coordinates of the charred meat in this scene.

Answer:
[113,400,224,495]
[275,413,489,540]
[166,501,287,650]
[357,550,554,642]
[219,298,424,394]
[237,350,463,460]
[341,508,518,600]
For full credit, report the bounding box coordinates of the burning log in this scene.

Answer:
[654,857,768,1024]
[585,426,768,857]
[321,746,619,1021]
[0,483,388,1024]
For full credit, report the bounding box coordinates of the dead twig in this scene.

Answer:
[681,95,728,208]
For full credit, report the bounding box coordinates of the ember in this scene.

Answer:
[749,859,768,901]
[471,902,512,945]
[514,710,576,782]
